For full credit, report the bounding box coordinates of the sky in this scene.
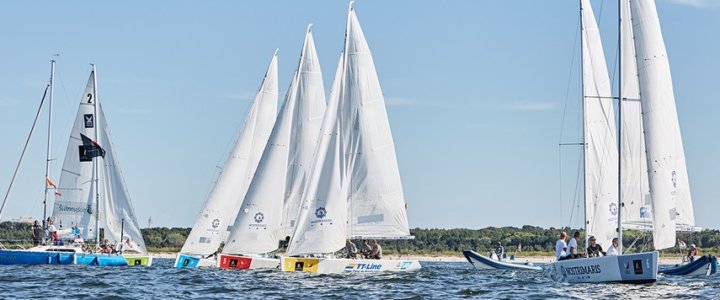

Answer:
[0,1,718,230]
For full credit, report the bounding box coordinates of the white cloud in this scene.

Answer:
[666,0,719,8]
[505,100,556,111]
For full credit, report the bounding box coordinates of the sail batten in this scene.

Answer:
[180,52,278,256]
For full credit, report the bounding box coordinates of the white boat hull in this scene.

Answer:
[280,257,421,274]
[550,251,658,283]
[463,250,542,271]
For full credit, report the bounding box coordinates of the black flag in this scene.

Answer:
[78,133,106,161]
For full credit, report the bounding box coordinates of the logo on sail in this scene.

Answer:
[254,213,264,223]
[84,114,94,128]
[609,203,618,216]
[211,219,220,229]
[671,170,678,189]
[315,207,327,219]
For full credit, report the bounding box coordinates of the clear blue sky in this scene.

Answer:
[1,1,718,230]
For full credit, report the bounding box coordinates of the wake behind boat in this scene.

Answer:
[462,250,542,271]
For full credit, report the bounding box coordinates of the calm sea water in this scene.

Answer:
[0,259,718,299]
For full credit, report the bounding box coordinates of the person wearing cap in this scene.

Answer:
[494,242,505,260]
[586,236,605,257]
[687,244,699,262]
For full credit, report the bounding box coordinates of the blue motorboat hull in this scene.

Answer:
[0,250,127,266]
[0,249,76,265]
[463,250,543,271]
[659,255,717,276]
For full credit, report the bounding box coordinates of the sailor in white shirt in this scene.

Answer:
[567,231,581,259]
[555,231,568,260]
[606,237,619,256]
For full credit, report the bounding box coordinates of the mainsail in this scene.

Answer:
[287,4,411,256]
[223,28,326,255]
[630,0,693,250]
[581,0,618,250]
[179,51,278,256]
[619,0,653,230]
[53,72,100,240]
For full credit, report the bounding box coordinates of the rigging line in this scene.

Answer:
[568,147,584,229]
[559,13,581,230]
[558,17,581,145]
[0,85,50,220]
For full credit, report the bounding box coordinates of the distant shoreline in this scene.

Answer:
[146,252,685,265]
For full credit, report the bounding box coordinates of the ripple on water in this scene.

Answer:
[0,259,719,299]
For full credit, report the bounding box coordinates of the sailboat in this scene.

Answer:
[622,0,716,276]
[218,26,327,270]
[175,51,278,268]
[0,62,145,267]
[550,0,659,283]
[553,0,712,282]
[51,65,151,266]
[279,3,421,274]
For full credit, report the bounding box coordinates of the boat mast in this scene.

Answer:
[42,59,56,243]
[580,0,589,254]
[616,0,624,255]
[92,64,101,247]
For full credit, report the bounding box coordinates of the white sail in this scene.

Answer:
[630,0,692,250]
[224,28,326,255]
[581,0,618,250]
[97,106,147,253]
[280,28,327,239]
[620,0,653,229]
[286,54,347,256]
[53,72,99,240]
[180,52,278,256]
[288,5,411,256]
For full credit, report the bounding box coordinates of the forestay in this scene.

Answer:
[287,5,411,256]
[180,52,278,256]
[223,28,326,255]
[581,0,618,250]
[630,0,693,250]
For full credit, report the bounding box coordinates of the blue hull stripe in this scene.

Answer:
[0,250,127,266]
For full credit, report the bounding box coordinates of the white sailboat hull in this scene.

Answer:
[280,256,421,274]
[550,251,658,283]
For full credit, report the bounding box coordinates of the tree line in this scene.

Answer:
[2,221,718,255]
